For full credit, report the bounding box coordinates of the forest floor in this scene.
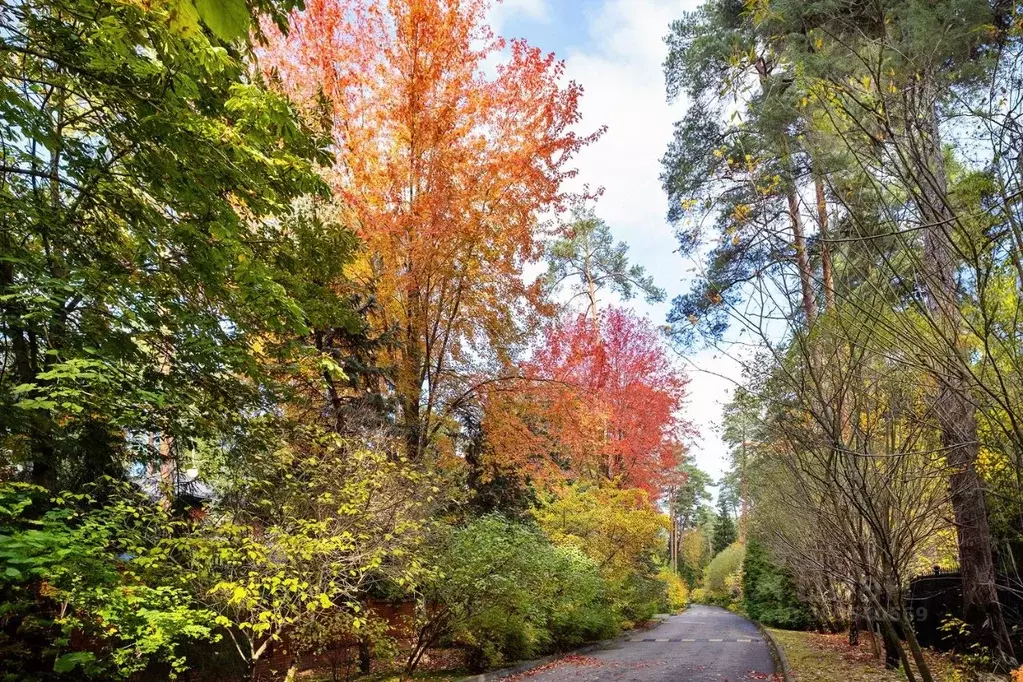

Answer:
[768,629,975,682]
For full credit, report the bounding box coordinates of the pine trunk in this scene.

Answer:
[814,174,835,310]
[915,87,1015,667]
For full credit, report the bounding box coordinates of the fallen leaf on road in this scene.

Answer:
[505,655,605,680]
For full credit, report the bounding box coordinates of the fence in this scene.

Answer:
[905,568,1023,652]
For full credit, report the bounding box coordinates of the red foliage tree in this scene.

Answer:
[483,307,691,497]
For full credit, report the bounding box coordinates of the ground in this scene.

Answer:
[307,611,980,682]
[503,605,777,682]
[768,628,971,682]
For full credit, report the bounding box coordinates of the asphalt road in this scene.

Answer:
[517,605,777,682]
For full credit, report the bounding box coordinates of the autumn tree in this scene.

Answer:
[535,483,669,622]
[483,307,689,496]
[180,434,443,681]
[259,0,600,460]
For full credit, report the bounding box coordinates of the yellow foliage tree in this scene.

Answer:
[657,567,690,613]
[534,484,667,580]
[534,484,668,622]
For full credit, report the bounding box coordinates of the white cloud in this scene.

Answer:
[562,0,744,485]
[489,0,551,34]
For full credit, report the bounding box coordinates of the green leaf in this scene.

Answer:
[167,0,202,37]
[195,0,251,41]
[54,652,97,673]
[3,566,23,580]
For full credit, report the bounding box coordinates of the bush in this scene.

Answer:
[741,538,812,629]
[0,483,217,680]
[657,567,689,612]
[545,546,619,648]
[612,570,665,625]
[534,484,668,625]
[412,516,618,673]
[703,542,744,606]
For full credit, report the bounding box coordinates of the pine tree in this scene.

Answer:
[712,494,737,555]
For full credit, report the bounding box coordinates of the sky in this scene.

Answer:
[488,0,744,486]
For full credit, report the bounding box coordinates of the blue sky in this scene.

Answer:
[492,0,603,51]
[487,0,743,487]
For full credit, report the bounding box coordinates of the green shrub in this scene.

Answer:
[0,483,217,680]
[545,546,619,648]
[610,570,665,625]
[416,516,618,673]
[741,538,812,629]
[703,542,744,606]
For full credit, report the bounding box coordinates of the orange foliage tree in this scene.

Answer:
[483,307,691,496]
[257,0,601,459]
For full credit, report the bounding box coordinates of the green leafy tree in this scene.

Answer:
[0,0,324,490]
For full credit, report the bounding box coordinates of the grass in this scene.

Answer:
[767,629,972,682]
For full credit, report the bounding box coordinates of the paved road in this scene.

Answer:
[519,605,776,682]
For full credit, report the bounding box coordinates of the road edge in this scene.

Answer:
[755,622,794,682]
[455,614,672,682]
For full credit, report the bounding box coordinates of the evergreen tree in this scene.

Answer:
[742,537,811,629]
[671,462,713,530]
[545,202,665,322]
[711,494,737,555]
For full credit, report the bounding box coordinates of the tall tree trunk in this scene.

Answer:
[870,591,912,677]
[849,582,861,646]
[914,87,1016,667]
[399,296,426,461]
[786,190,817,324]
[669,510,677,573]
[757,60,818,326]
[814,174,836,310]
[359,638,371,674]
[2,257,55,489]
[584,239,598,326]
